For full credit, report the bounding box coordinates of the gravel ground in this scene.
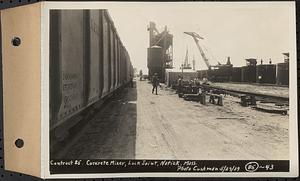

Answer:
[56,80,289,160]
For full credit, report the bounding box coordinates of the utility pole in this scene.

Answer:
[192,55,195,70]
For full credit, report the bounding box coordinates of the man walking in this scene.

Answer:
[152,73,159,95]
[139,70,143,81]
[177,75,183,94]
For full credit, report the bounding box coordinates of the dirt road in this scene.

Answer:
[59,80,289,160]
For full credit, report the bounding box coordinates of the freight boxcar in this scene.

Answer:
[276,62,289,85]
[232,67,242,82]
[241,59,257,83]
[241,66,256,83]
[50,9,133,130]
[208,65,232,82]
[256,64,276,84]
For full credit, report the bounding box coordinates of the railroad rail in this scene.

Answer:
[214,81,289,88]
[199,84,289,103]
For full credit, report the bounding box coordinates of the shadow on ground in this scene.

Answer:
[52,82,137,159]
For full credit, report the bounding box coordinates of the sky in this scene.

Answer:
[107,2,295,74]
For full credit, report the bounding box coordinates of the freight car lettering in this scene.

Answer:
[50,10,134,130]
[62,72,79,81]
[63,82,78,91]
[63,93,80,109]
[90,18,100,36]
[63,96,72,109]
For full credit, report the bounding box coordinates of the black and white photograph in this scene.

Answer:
[46,1,297,177]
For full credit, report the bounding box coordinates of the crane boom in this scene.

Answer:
[184,32,211,69]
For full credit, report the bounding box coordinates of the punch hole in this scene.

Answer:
[15,139,24,148]
[11,37,21,46]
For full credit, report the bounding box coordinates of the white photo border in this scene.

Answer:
[40,1,298,179]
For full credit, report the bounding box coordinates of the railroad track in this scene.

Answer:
[215,82,289,88]
[199,84,289,104]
